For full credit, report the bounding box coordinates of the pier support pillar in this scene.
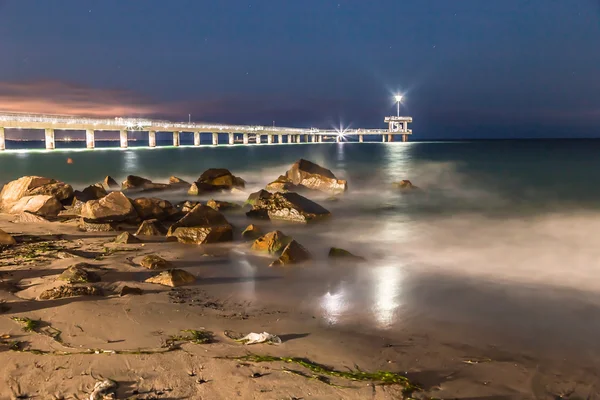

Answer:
[267,135,273,144]
[359,134,364,143]
[297,135,301,143]
[336,135,341,143]
[382,135,386,143]
[256,134,261,144]
[212,133,218,145]
[173,131,180,147]
[86,129,95,149]
[229,133,234,145]
[149,131,156,147]
[278,134,283,143]
[402,134,408,142]
[318,135,323,143]
[120,130,128,148]
[388,134,393,142]
[243,133,249,144]
[45,128,55,150]
[0,127,5,150]
[193,132,200,146]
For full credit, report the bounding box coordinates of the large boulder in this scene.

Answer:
[265,176,298,193]
[121,175,153,190]
[102,176,120,190]
[167,204,229,235]
[145,269,195,287]
[0,176,57,209]
[80,184,108,201]
[135,219,167,236]
[26,181,73,202]
[0,229,16,246]
[197,168,245,189]
[246,189,272,206]
[80,192,137,223]
[114,232,141,244]
[246,192,331,223]
[132,197,176,221]
[285,159,347,195]
[270,240,311,266]
[251,231,291,254]
[168,225,233,244]
[9,195,63,217]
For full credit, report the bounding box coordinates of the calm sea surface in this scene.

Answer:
[2,140,600,353]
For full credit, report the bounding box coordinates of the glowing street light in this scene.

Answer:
[394,94,403,117]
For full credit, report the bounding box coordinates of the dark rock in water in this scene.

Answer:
[241,224,262,241]
[251,230,291,254]
[102,176,119,190]
[169,176,190,187]
[0,176,57,210]
[265,176,298,193]
[246,192,331,223]
[169,225,233,244]
[270,240,311,266]
[39,285,102,300]
[285,159,348,195]
[198,168,245,189]
[206,199,241,211]
[26,181,73,202]
[79,219,117,232]
[392,180,418,190]
[187,181,228,195]
[80,192,137,223]
[145,269,195,287]
[167,204,230,235]
[132,197,176,221]
[120,286,143,296]
[81,184,108,200]
[8,195,63,217]
[135,219,167,236]
[121,175,153,190]
[246,189,272,206]
[0,228,16,246]
[58,263,101,283]
[328,247,365,261]
[13,211,51,223]
[139,254,171,270]
[114,232,141,244]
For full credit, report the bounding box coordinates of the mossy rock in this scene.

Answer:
[251,231,291,254]
[139,254,172,270]
[57,263,101,283]
[39,285,103,300]
[145,269,195,287]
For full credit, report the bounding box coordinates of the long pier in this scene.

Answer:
[0,112,412,150]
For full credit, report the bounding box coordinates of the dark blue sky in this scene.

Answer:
[0,0,598,139]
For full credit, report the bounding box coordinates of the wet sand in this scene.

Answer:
[1,214,599,400]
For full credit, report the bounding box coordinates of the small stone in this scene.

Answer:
[206,199,241,211]
[135,219,167,236]
[139,254,171,270]
[392,180,418,190]
[241,224,262,241]
[328,247,365,261]
[169,225,233,244]
[251,231,291,254]
[58,263,101,284]
[0,229,16,246]
[144,269,195,287]
[270,240,311,266]
[119,286,143,296]
[114,232,141,244]
[39,285,102,300]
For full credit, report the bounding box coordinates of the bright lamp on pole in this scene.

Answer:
[394,94,403,117]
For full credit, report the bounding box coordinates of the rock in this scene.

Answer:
[139,254,171,270]
[57,263,100,283]
[285,159,348,195]
[180,200,200,213]
[114,232,141,244]
[135,219,167,236]
[8,195,63,217]
[167,204,230,235]
[145,269,195,287]
[169,225,233,244]
[119,286,143,296]
[0,229,16,246]
[198,168,245,189]
[246,192,331,223]
[265,176,298,193]
[392,180,418,190]
[0,176,57,209]
[328,247,365,261]
[241,224,262,241]
[121,175,153,190]
[132,197,176,221]
[102,176,120,190]
[79,219,117,232]
[245,189,272,206]
[251,230,291,254]
[206,199,241,211]
[187,181,227,195]
[169,176,189,186]
[26,181,73,202]
[79,184,108,201]
[270,240,311,266]
[80,192,137,223]
[12,211,50,223]
[39,285,102,300]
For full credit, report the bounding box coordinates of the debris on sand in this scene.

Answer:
[89,379,117,400]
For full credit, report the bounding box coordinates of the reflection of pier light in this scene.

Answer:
[124,150,139,171]
[320,288,347,325]
[373,264,402,329]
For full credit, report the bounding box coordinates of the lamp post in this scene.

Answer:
[394,95,403,117]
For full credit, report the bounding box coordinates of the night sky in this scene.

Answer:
[0,0,599,139]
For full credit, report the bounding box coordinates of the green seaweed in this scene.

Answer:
[168,329,214,345]
[11,317,40,332]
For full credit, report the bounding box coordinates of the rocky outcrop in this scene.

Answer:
[58,263,101,284]
[197,168,245,189]
[206,199,241,211]
[26,181,73,202]
[0,229,16,246]
[132,197,176,221]
[392,180,418,190]
[246,192,331,223]
[139,254,171,270]
[0,176,57,209]
[265,176,298,193]
[114,232,141,244]
[39,285,102,300]
[145,269,195,287]
[328,247,365,261]
[80,192,137,223]
[251,231,291,254]
[246,189,272,206]
[285,159,347,195]
[241,224,262,241]
[102,176,119,190]
[9,195,63,217]
[168,225,233,244]
[270,240,311,266]
[135,219,167,236]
